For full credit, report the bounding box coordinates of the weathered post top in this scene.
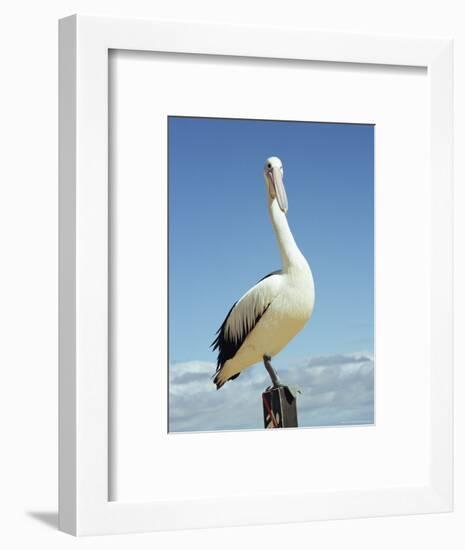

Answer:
[262,385,298,429]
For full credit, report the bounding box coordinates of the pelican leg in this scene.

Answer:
[263,354,282,388]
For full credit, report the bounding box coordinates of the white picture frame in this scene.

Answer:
[59,14,453,536]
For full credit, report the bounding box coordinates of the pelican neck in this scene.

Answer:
[268,198,306,271]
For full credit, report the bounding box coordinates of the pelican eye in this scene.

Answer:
[267,163,272,169]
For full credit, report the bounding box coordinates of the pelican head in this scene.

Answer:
[264,156,288,213]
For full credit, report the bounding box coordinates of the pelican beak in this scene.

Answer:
[268,167,288,213]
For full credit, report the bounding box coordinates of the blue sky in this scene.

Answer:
[168,116,374,431]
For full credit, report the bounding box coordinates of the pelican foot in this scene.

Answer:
[265,383,285,392]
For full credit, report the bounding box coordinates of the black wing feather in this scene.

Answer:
[211,302,271,388]
[256,269,281,283]
[211,270,279,388]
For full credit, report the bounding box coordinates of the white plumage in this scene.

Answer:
[212,157,315,389]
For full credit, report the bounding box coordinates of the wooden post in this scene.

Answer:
[262,386,298,428]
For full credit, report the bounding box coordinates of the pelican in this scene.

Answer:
[212,156,315,389]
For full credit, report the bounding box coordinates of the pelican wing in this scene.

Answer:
[211,271,282,385]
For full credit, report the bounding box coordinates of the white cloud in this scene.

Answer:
[169,353,374,432]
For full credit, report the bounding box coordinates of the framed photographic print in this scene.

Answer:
[59,15,453,535]
[167,116,374,433]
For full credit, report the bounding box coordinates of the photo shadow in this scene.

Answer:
[27,511,58,530]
